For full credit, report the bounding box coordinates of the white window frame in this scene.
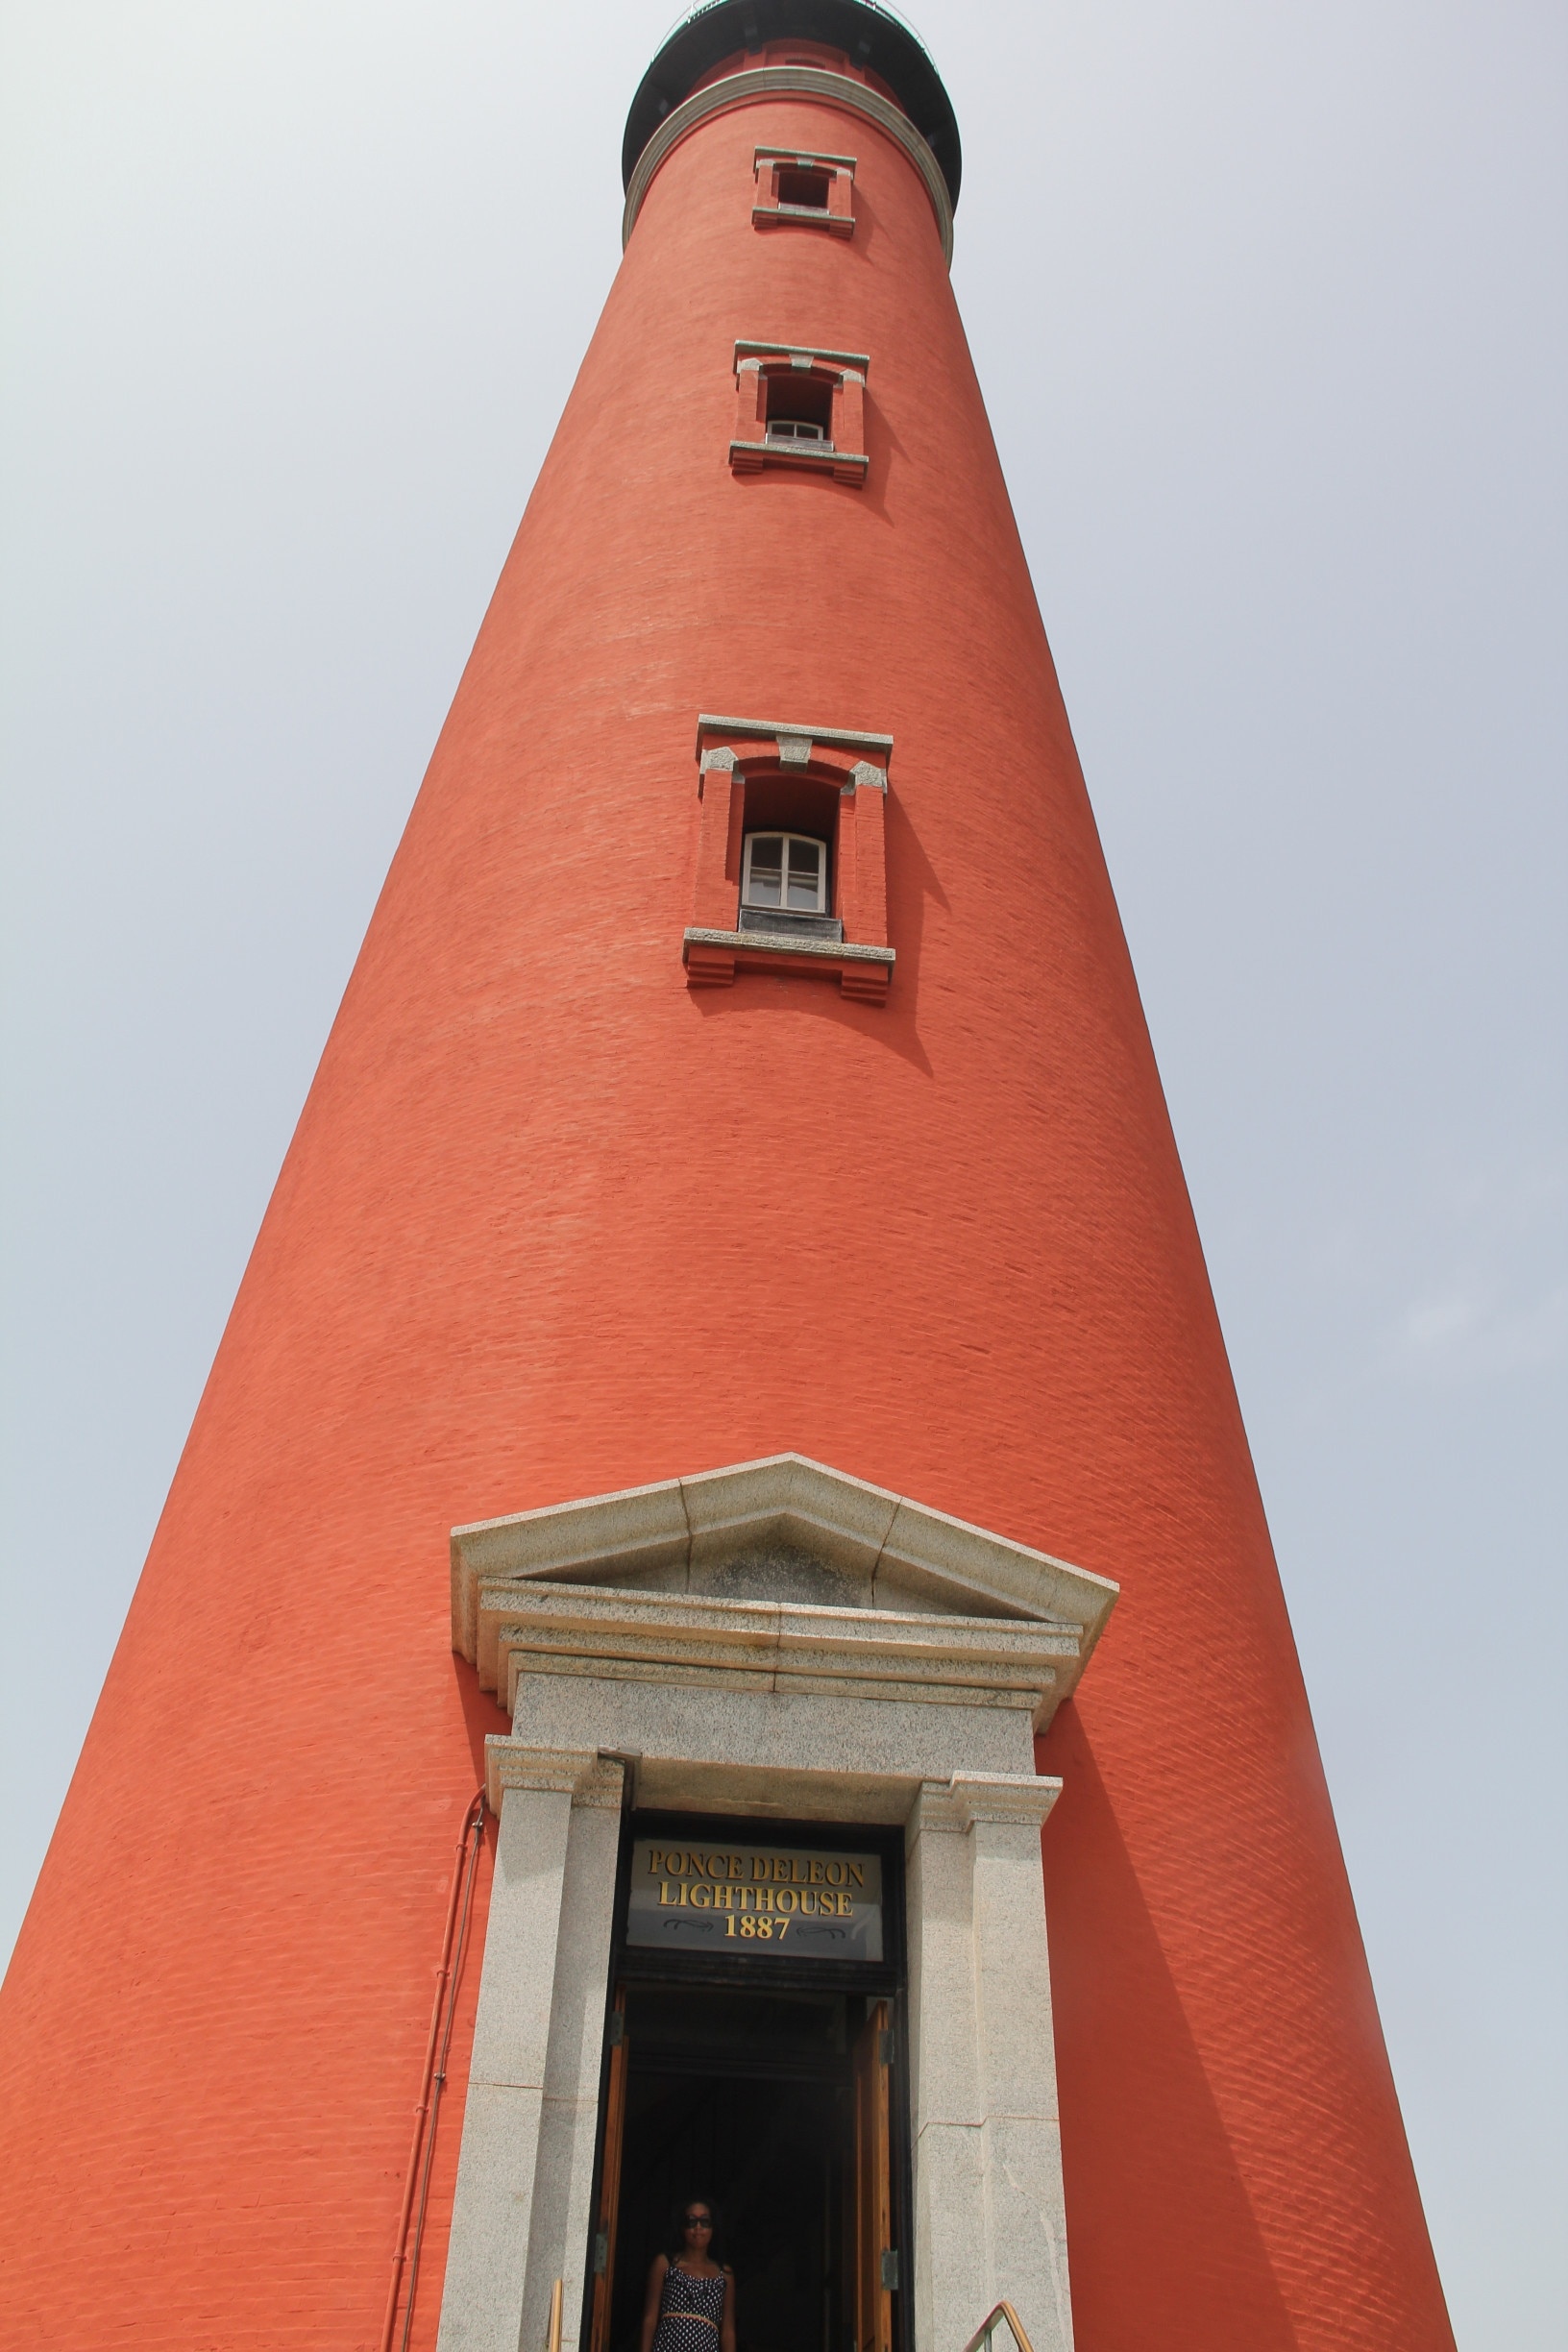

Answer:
[741,830,829,915]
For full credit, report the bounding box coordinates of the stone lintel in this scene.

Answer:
[478,1755,1061,1840]
[631,1758,927,1826]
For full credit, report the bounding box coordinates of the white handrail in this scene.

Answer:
[959,2302,1036,2352]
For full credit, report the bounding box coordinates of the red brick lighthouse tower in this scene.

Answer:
[0,8,1455,2352]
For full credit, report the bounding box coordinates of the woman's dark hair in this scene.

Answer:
[669,2193,723,2263]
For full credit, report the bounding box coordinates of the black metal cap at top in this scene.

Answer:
[623,0,961,209]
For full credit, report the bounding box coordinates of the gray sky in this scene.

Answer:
[2,2,1562,2343]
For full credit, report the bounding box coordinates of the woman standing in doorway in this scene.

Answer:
[640,2197,736,2352]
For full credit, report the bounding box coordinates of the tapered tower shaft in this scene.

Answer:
[0,10,1453,2352]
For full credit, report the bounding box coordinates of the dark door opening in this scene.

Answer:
[590,1983,894,2352]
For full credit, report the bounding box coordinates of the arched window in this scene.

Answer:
[742,832,827,915]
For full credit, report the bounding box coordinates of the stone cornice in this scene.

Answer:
[752,146,859,173]
[473,1578,1084,1728]
[734,340,872,375]
[622,67,954,267]
[696,713,894,762]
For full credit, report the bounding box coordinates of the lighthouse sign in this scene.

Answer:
[626,1836,884,1963]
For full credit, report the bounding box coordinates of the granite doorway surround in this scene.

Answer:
[434,1456,1117,2352]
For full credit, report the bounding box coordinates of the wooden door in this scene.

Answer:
[588,1990,629,2352]
[851,2000,894,2352]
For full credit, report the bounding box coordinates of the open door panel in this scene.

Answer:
[588,1989,628,2352]
[851,1999,893,2352]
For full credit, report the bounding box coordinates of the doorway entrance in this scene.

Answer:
[585,1823,906,2352]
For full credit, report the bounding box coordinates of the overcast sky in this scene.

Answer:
[2,2,1563,2344]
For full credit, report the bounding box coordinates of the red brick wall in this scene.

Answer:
[0,70,1453,2352]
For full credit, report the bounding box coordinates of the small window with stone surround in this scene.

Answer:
[684,715,894,1002]
[730,341,869,486]
[752,148,856,237]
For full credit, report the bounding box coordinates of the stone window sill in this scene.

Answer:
[752,202,856,236]
[729,438,869,484]
[739,906,844,942]
[683,926,894,1003]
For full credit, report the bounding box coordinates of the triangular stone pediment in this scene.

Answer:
[452,1452,1116,1666]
